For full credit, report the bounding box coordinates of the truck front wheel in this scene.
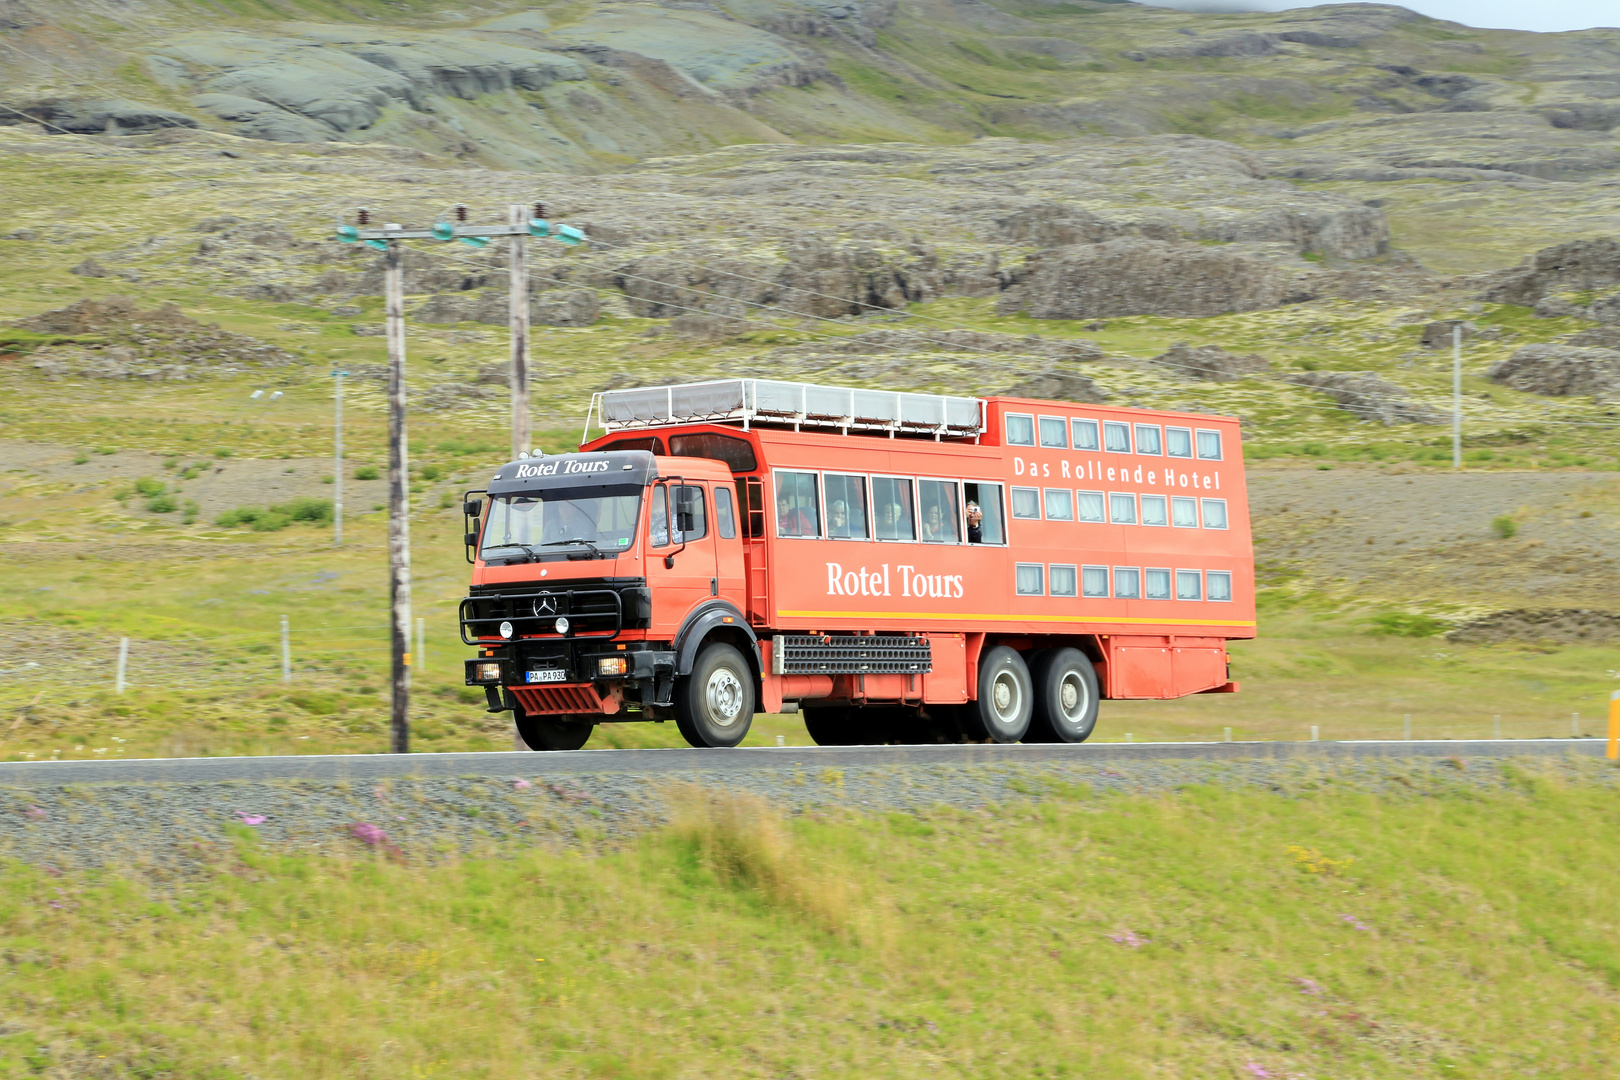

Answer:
[675,642,755,748]
[514,705,594,751]
[1027,648,1099,743]
[965,646,1032,743]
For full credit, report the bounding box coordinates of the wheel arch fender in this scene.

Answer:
[674,601,760,678]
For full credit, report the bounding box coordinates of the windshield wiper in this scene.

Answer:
[481,541,544,562]
[539,537,605,559]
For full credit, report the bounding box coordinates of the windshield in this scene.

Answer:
[480,487,642,560]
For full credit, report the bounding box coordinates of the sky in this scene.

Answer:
[1137,1,1618,33]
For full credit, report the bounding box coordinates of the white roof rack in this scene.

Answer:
[585,379,985,442]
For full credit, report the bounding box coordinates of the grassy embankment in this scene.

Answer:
[4,775,1618,1077]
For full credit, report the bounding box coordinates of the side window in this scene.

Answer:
[1005,414,1035,446]
[1010,486,1041,520]
[774,471,820,538]
[918,479,961,544]
[1038,416,1068,449]
[1176,569,1203,601]
[1044,488,1074,522]
[1141,494,1168,527]
[1166,427,1193,458]
[1015,563,1044,596]
[1171,496,1198,528]
[824,473,869,540]
[674,485,707,541]
[650,486,669,548]
[1207,571,1233,602]
[964,482,1005,545]
[1197,429,1223,460]
[1144,568,1172,600]
[715,485,737,540]
[872,477,916,541]
[1071,418,1100,452]
[1076,490,1106,523]
[1114,567,1141,599]
[1103,421,1132,454]
[1049,564,1077,597]
[737,477,766,539]
[1135,425,1162,455]
[1081,565,1109,598]
[1201,499,1228,530]
[1109,492,1136,525]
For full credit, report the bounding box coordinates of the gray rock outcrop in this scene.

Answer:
[1420,319,1474,348]
[8,97,197,135]
[1486,344,1620,398]
[412,289,599,327]
[1285,371,1443,425]
[1480,237,1620,307]
[1151,343,1270,381]
[1446,609,1620,645]
[1000,373,1108,404]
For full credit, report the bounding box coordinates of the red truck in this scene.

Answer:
[462,379,1253,749]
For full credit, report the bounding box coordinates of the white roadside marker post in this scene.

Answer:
[116,637,129,694]
[281,615,291,683]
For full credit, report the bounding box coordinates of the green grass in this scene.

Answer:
[4,777,1618,1077]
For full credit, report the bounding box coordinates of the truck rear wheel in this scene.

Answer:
[803,706,857,746]
[514,707,594,752]
[1027,648,1099,744]
[964,646,1032,743]
[675,642,755,748]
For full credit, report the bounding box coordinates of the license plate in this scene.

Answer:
[525,668,567,684]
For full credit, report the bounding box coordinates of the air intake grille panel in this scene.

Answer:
[775,634,932,675]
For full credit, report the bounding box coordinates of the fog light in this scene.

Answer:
[596,656,628,677]
[499,620,514,639]
[554,616,570,635]
[474,661,501,682]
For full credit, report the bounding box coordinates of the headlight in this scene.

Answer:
[499,620,514,639]
[554,616,570,635]
[596,656,628,677]
[474,661,501,682]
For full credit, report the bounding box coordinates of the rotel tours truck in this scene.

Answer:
[461,379,1254,750]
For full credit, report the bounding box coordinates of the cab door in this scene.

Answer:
[712,482,747,613]
[646,479,719,638]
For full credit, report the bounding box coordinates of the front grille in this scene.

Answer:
[775,634,932,675]
[460,578,647,644]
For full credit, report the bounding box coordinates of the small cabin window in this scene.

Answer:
[1076,491,1106,523]
[1171,496,1198,528]
[1114,567,1141,599]
[1038,416,1068,449]
[1010,486,1041,520]
[1141,494,1168,527]
[1207,571,1233,602]
[964,482,1005,545]
[1044,488,1074,522]
[674,485,707,541]
[714,485,737,540]
[1081,566,1109,598]
[1015,563,1044,596]
[1006,414,1035,446]
[1103,421,1132,454]
[872,477,916,541]
[669,432,757,473]
[1176,569,1203,601]
[774,471,820,538]
[1196,429,1223,461]
[1049,564,1077,597]
[1201,498,1228,530]
[1071,418,1100,452]
[1145,568,1172,600]
[1166,427,1193,458]
[1109,493,1136,525]
[1134,425,1162,455]
[824,474,869,540]
[599,436,664,455]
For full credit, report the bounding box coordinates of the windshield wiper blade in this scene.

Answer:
[482,542,544,562]
[539,537,605,558]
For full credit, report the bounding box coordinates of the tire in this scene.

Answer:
[803,706,857,746]
[964,645,1033,743]
[674,642,755,748]
[1028,648,1100,744]
[514,707,594,751]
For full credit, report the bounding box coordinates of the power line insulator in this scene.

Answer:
[357,208,370,225]
[455,205,468,222]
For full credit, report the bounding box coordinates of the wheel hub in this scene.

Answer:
[706,668,743,726]
[992,672,1019,721]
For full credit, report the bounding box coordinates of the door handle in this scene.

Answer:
[710,578,718,596]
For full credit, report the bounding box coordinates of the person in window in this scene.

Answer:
[828,500,849,538]
[921,503,943,542]
[776,491,814,537]
[966,501,983,544]
[877,502,903,539]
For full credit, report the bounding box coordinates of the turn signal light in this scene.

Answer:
[596,657,628,677]
[473,662,501,682]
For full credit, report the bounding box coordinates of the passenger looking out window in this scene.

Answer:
[872,477,916,541]
[918,480,960,543]
[823,474,868,539]
[775,471,819,538]
[963,482,1005,544]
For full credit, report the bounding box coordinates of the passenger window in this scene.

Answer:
[1044,488,1074,522]
[1103,421,1131,453]
[715,485,737,540]
[1010,486,1041,520]
[1081,566,1108,598]
[669,432,757,473]
[1201,498,1228,530]
[1109,493,1136,525]
[1071,418,1100,451]
[872,477,916,541]
[1135,425,1162,455]
[1049,564,1077,597]
[1197,429,1223,460]
[1171,496,1198,528]
[1038,416,1067,449]
[774,471,820,538]
[1207,571,1233,602]
[1076,491,1105,523]
[1015,563,1044,596]
[650,486,669,548]
[1166,427,1193,458]
[963,482,1005,545]
[824,474,869,540]
[1141,495,1168,527]
[918,479,960,544]
[1176,570,1203,601]
[1114,567,1141,599]
[1005,414,1035,446]
[1144,568,1172,600]
[674,485,707,541]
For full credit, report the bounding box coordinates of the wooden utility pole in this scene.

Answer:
[383,227,412,754]
[508,203,532,459]
[333,368,346,547]
[1451,324,1463,470]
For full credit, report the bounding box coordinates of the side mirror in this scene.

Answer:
[663,554,675,569]
[464,531,479,547]
[463,498,483,517]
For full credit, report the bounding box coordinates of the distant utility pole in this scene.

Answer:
[1452,324,1463,470]
[509,203,532,459]
[333,368,347,547]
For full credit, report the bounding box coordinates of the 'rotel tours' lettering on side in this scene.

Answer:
[826,563,964,599]
[514,459,610,479]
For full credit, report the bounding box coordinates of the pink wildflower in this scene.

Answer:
[23,806,46,820]
[1294,977,1324,996]
[1244,1064,1271,1078]
[513,779,532,791]
[1107,930,1147,948]
[234,812,267,826]
[349,822,388,846]
[1339,914,1371,931]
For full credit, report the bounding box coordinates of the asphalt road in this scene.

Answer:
[0,738,1606,786]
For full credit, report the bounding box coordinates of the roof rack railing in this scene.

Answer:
[583,379,986,444]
